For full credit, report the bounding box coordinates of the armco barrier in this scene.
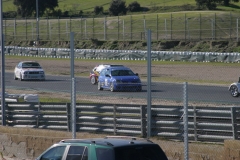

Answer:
[1,102,240,143]
[4,46,240,62]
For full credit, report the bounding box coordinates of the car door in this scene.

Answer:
[63,145,89,160]
[37,145,67,160]
[15,62,22,78]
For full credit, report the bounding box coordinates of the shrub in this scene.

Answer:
[94,6,103,15]
[109,0,127,16]
[128,1,141,12]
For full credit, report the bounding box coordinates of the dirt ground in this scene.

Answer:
[6,57,239,85]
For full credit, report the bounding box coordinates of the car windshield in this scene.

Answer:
[111,69,135,76]
[114,145,168,160]
[22,62,41,68]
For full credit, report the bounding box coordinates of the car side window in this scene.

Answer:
[66,146,88,160]
[100,69,106,76]
[105,69,110,76]
[17,63,22,69]
[40,146,66,160]
[96,148,114,160]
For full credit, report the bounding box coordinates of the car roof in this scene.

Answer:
[105,66,130,69]
[59,136,155,148]
[20,61,39,63]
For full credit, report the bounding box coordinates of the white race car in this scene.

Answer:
[229,80,240,97]
[14,61,45,81]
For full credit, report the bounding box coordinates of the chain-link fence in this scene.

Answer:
[3,12,240,42]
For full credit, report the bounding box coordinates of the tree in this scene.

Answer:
[13,0,58,17]
[223,0,239,6]
[196,0,239,9]
[128,1,141,12]
[94,6,103,15]
[109,0,127,16]
[195,0,217,10]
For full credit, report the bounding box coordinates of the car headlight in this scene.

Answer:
[39,71,44,74]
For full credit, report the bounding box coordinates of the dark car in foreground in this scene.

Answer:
[97,66,142,92]
[35,136,168,160]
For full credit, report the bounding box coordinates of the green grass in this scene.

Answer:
[3,0,240,14]
[3,0,197,12]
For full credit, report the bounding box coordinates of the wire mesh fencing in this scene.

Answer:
[3,12,240,42]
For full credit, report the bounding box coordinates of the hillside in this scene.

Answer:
[3,0,240,53]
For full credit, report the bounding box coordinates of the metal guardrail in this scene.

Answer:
[0,102,239,143]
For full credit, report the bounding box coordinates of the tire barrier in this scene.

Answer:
[4,46,240,63]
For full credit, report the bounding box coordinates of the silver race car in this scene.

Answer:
[229,79,240,97]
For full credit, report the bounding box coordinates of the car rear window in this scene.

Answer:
[114,145,168,160]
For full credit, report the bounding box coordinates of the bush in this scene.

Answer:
[128,1,141,12]
[94,6,103,15]
[109,0,127,16]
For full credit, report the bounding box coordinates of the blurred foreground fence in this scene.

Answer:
[1,102,240,143]
[3,12,240,41]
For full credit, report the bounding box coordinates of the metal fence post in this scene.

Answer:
[85,19,87,39]
[237,18,239,42]
[123,20,125,41]
[147,29,152,138]
[58,17,60,41]
[183,82,189,160]
[140,105,147,138]
[199,13,201,40]
[70,32,76,139]
[92,17,94,39]
[47,17,49,40]
[156,14,159,41]
[66,103,71,132]
[193,106,197,141]
[185,14,186,41]
[113,105,116,135]
[170,14,172,40]
[130,15,132,40]
[37,102,41,128]
[25,17,27,40]
[14,18,16,40]
[66,21,68,39]
[230,12,232,39]
[117,16,119,40]
[231,107,237,140]
[104,16,106,40]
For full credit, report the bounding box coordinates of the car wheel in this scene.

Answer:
[20,74,23,81]
[91,76,96,85]
[98,82,103,90]
[110,83,115,92]
[14,73,18,80]
[230,85,239,97]
[136,86,142,92]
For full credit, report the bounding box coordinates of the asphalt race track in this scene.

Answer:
[3,72,239,105]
